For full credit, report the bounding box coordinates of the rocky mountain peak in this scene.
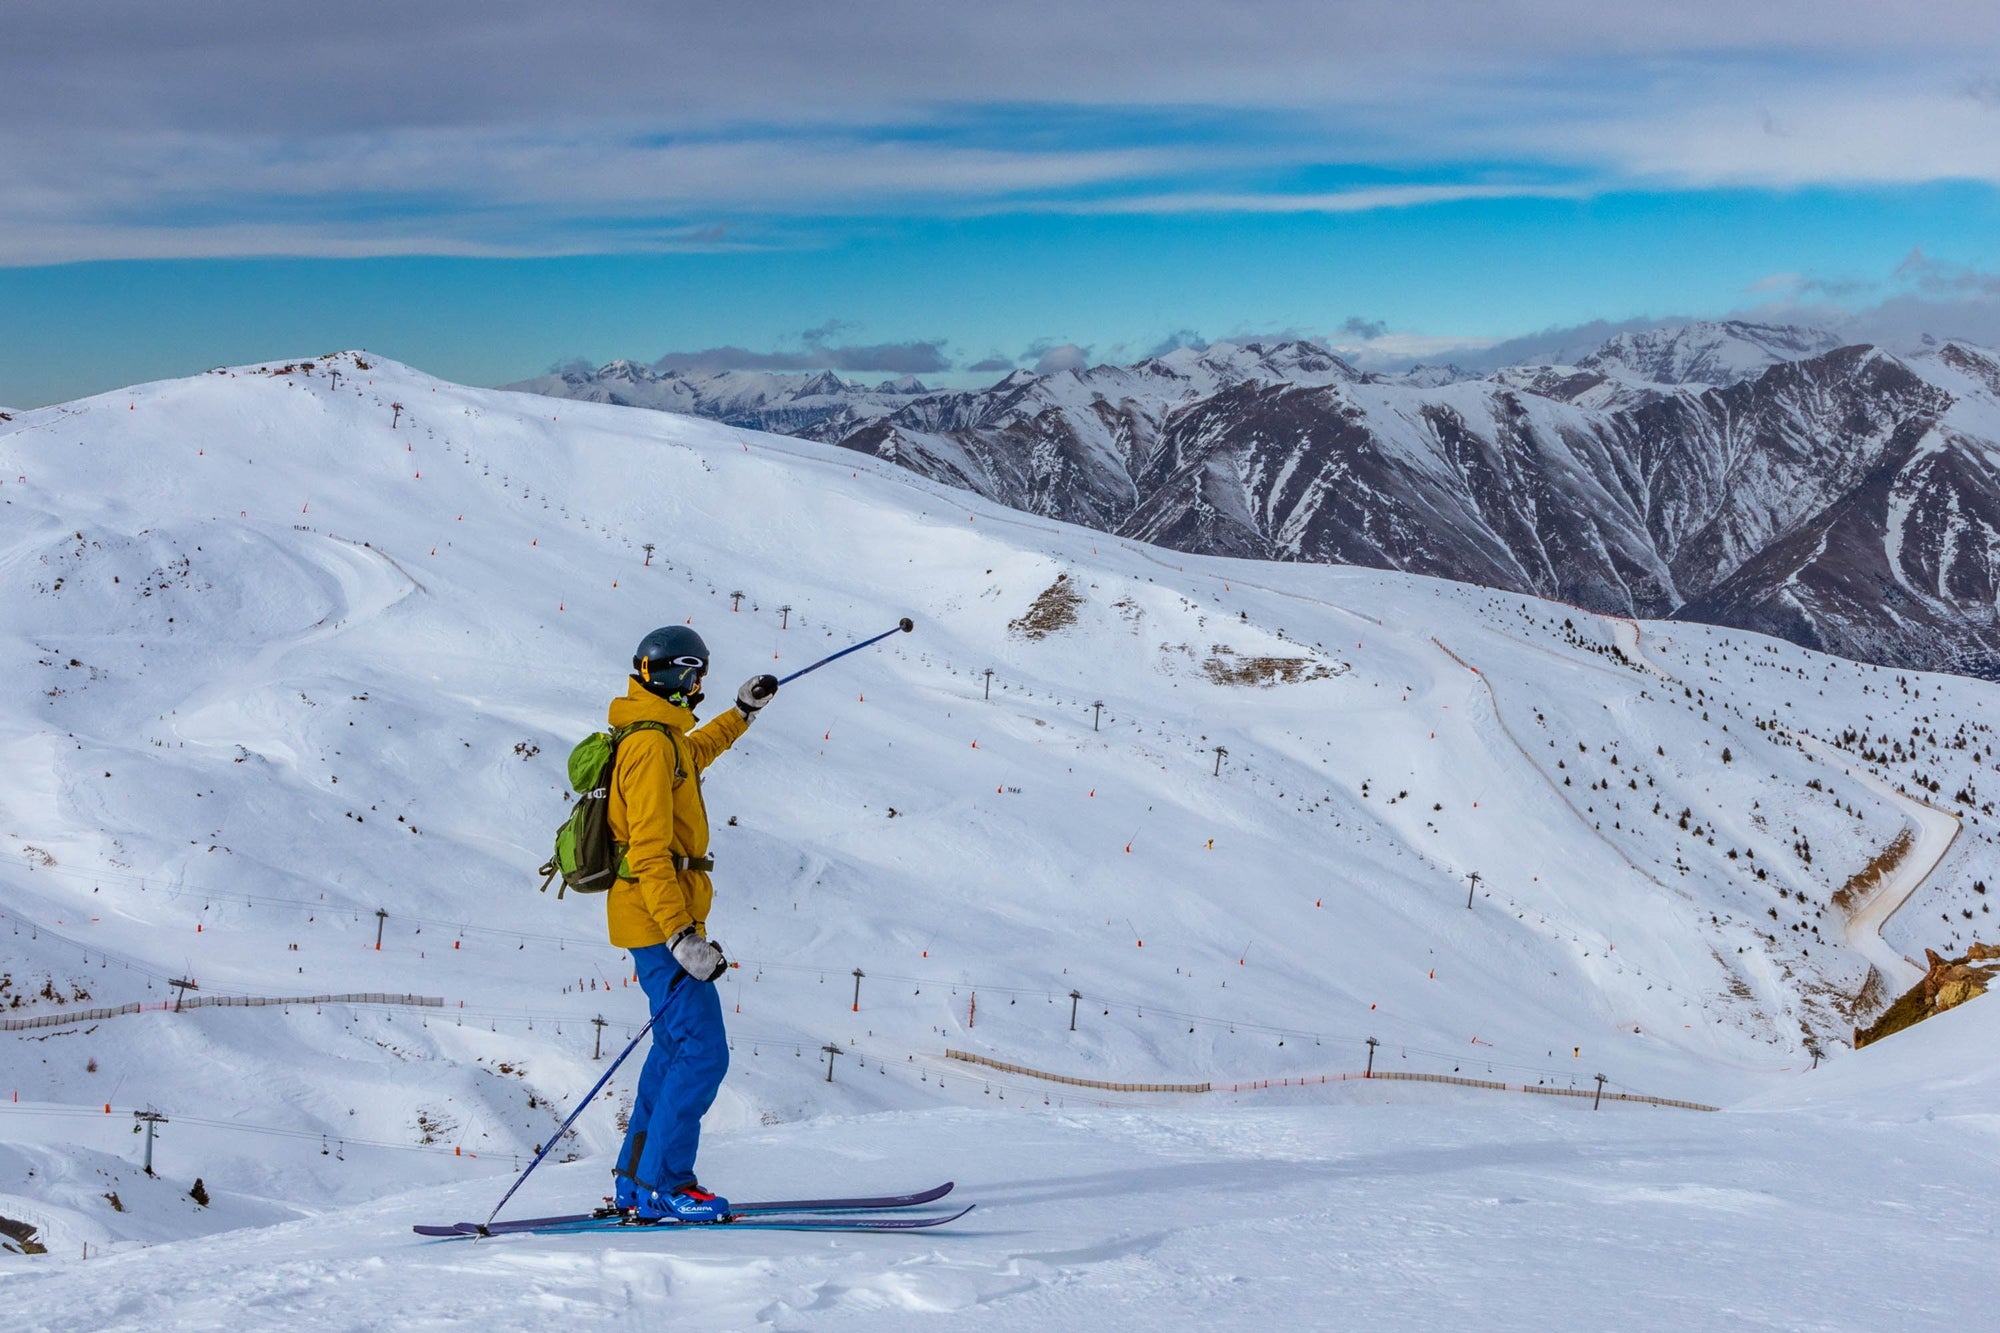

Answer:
[793,370,854,398]
[1577,320,1844,387]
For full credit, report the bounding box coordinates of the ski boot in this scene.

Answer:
[636,1182,731,1224]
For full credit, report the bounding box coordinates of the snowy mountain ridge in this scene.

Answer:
[4,353,1999,1326]
[504,359,933,441]
[1574,320,1845,387]
[513,322,2000,678]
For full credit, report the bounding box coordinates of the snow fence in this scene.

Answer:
[947,1051,1717,1111]
[946,1048,1210,1093]
[0,993,444,1032]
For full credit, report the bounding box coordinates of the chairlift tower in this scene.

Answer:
[134,1109,168,1175]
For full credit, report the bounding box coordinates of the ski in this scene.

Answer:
[413,1180,955,1238]
[501,1204,973,1237]
[416,1203,972,1239]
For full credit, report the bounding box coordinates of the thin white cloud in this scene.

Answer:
[0,128,1216,263]
[1338,331,1505,366]
[1569,85,2000,187]
[1058,182,1590,215]
[1026,340,1092,374]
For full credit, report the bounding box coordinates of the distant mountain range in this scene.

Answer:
[505,322,2000,678]
[503,360,934,440]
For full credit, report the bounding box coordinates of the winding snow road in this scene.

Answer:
[1608,619,1949,992]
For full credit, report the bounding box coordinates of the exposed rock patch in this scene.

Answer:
[1009,574,1082,640]
[1853,942,1997,1047]
[1201,647,1341,687]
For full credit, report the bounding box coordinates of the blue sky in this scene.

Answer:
[5,2,2000,406]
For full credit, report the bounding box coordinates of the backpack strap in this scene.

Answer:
[612,719,686,781]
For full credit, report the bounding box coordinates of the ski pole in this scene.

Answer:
[776,617,914,686]
[479,1015,654,1232]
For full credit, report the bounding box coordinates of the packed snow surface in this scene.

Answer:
[2,354,1996,1328]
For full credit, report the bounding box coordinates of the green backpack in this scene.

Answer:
[538,720,685,898]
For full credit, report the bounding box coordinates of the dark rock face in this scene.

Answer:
[511,328,2000,677]
[1679,413,2000,679]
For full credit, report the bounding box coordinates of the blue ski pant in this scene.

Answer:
[614,943,729,1204]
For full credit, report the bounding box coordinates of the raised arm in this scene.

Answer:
[683,704,751,772]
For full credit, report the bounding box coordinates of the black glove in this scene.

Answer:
[668,927,729,983]
[736,674,778,719]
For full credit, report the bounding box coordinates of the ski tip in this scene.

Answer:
[900,1202,975,1228]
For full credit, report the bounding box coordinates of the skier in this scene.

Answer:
[606,625,776,1222]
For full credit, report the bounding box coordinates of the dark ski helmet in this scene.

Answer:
[633,625,709,704]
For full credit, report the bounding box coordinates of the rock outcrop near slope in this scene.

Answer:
[512,325,2000,677]
[1853,943,1998,1048]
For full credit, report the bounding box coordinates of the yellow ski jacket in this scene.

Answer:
[604,680,750,948]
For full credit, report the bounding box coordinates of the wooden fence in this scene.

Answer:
[1517,1081,1717,1112]
[1371,1070,1512,1093]
[1224,1068,1717,1109]
[0,1002,142,1031]
[1,993,443,1033]
[945,1049,1211,1093]
[945,1053,1717,1111]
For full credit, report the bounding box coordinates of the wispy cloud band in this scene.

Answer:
[5,2,2000,262]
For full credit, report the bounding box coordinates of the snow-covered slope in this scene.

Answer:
[10,1024,2000,1331]
[4,353,1997,1326]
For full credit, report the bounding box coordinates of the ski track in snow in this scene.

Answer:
[168,535,421,763]
[1431,632,1688,904]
